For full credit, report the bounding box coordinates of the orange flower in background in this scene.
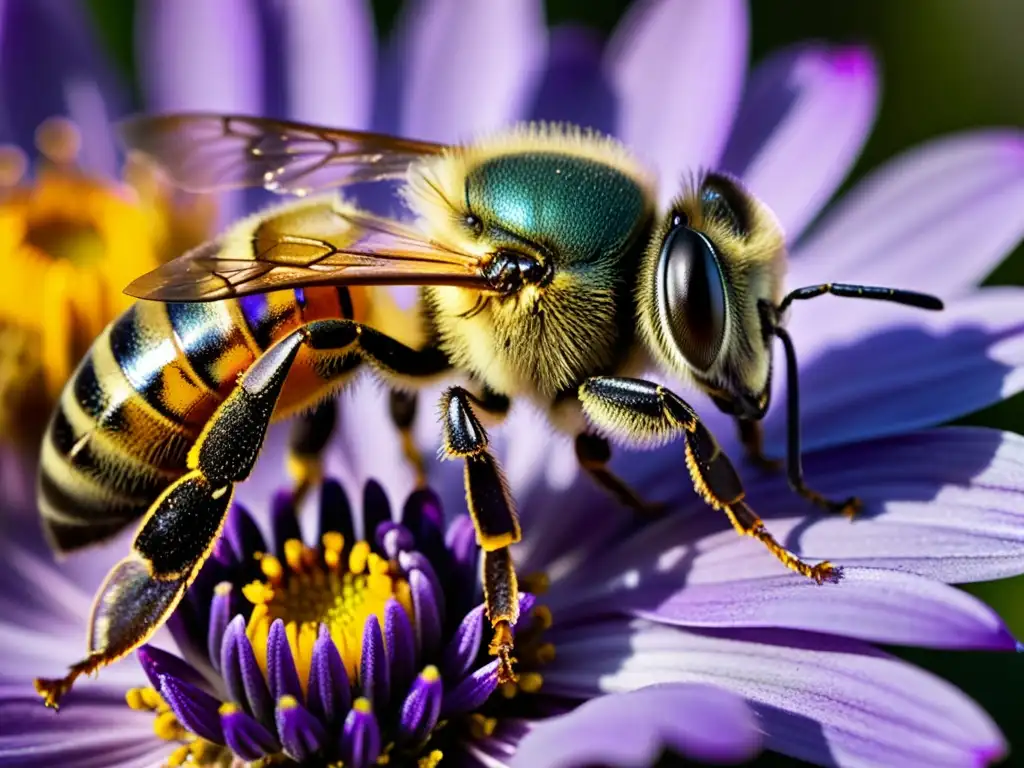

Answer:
[0,118,214,451]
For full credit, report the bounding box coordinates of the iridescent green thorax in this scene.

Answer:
[466,153,649,265]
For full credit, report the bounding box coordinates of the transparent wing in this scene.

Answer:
[124,199,488,302]
[119,113,447,196]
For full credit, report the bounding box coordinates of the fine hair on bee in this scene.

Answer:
[32,113,943,709]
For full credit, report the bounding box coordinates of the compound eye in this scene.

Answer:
[658,224,727,371]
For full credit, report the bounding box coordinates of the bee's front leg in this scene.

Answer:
[578,376,840,584]
[439,386,520,683]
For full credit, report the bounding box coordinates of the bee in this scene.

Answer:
[34,114,942,707]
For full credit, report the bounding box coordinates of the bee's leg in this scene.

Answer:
[574,432,664,515]
[288,397,339,503]
[389,390,427,487]
[772,326,861,518]
[34,330,310,709]
[439,386,521,683]
[579,376,840,584]
[35,321,447,708]
[736,418,783,471]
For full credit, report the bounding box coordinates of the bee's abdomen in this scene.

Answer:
[37,286,358,553]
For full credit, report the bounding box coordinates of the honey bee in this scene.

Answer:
[34,114,942,707]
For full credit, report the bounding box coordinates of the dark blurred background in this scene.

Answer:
[84,1,1024,763]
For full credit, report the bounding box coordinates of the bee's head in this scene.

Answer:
[639,172,786,420]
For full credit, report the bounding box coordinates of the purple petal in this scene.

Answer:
[442,605,485,680]
[582,427,1024,587]
[159,674,225,745]
[511,684,761,767]
[721,44,878,241]
[792,130,1024,296]
[135,645,209,693]
[400,489,447,565]
[360,614,390,710]
[444,514,479,617]
[272,0,374,128]
[221,704,280,761]
[398,551,446,623]
[307,625,350,728]
[410,568,443,658]
[275,695,326,763]
[207,583,234,674]
[396,667,443,747]
[220,615,274,725]
[442,659,501,718]
[607,0,748,202]
[546,621,1005,768]
[396,0,546,142]
[339,699,382,768]
[267,619,304,704]
[384,599,417,695]
[222,503,266,579]
[0,0,125,175]
[362,480,392,547]
[270,491,302,558]
[318,480,355,556]
[529,25,616,136]
[626,567,1016,650]
[0,685,164,768]
[378,522,415,559]
[766,287,1024,453]
[136,0,262,113]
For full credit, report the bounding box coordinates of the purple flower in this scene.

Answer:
[2,1,1024,768]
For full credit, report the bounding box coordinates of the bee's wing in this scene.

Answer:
[119,113,447,195]
[124,198,488,302]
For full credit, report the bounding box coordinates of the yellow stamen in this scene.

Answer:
[421,665,440,683]
[166,745,191,767]
[353,696,372,714]
[244,532,413,684]
[532,605,553,631]
[535,642,557,665]
[520,572,550,595]
[349,541,370,574]
[242,580,274,605]
[518,672,544,694]
[0,146,26,188]
[467,713,498,739]
[153,710,184,741]
[278,694,300,710]
[34,117,81,166]
[419,749,445,767]
[284,538,305,573]
[260,554,284,584]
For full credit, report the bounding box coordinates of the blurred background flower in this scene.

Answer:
[0,0,1022,766]
[0,1,214,469]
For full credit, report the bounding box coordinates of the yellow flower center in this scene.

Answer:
[0,117,217,451]
[243,534,415,688]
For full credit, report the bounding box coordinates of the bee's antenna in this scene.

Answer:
[777,283,944,316]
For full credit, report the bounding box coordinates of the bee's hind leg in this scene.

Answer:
[578,376,840,584]
[439,386,521,683]
[36,320,448,708]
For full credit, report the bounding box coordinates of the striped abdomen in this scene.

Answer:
[39,285,364,553]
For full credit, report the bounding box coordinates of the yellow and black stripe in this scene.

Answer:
[38,286,361,553]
